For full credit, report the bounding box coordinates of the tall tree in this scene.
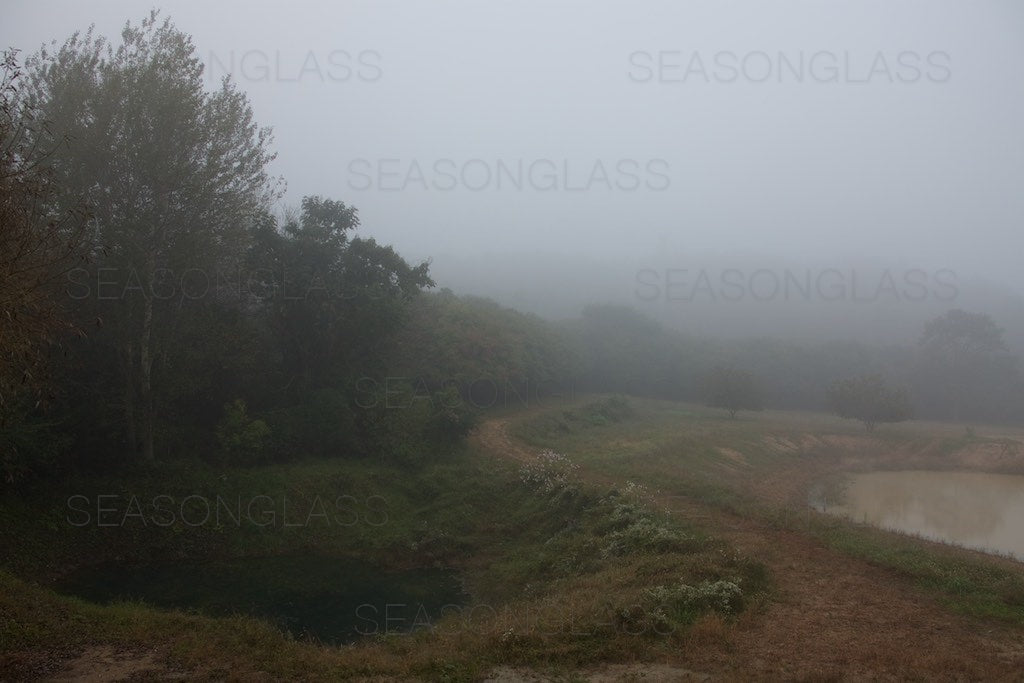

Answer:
[0,49,88,422]
[248,196,433,398]
[916,309,1014,422]
[1,49,91,482]
[827,374,911,431]
[25,13,279,459]
[920,309,1006,357]
[700,366,763,419]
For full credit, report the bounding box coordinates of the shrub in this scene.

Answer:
[581,395,634,425]
[598,490,695,557]
[646,579,745,623]
[264,390,357,459]
[425,385,479,445]
[519,450,580,495]
[215,399,271,464]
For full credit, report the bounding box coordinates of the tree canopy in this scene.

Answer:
[827,374,912,431]
[700,366,763,419]
[24,12,278,460]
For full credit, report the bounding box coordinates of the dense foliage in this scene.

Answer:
[699,366,763,418]
[0,48,90,481]
[827,374,913,431]
[565,305,1022,426]
[3,15,1023,485]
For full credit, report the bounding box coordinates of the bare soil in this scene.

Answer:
[472,416,1024,681]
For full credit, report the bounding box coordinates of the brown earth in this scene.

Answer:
[41,647,186,682]
[472,416,1024,682]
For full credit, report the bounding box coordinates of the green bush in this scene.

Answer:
[215,400,271,464]
[519,450,580,496]
[0,411,72,485]
[646,579,745,624]
[264,388,361,460]
[425,385,479,445]
[600,506,692,557]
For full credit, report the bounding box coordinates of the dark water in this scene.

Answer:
[55,555,468,644]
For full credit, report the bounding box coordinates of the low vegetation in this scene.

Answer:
[1,399,772,679]
[3,9,1024,681]
[514,396,1024,628]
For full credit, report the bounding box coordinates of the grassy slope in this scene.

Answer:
[6,395,1024,679]
[512,396,1024,625]
[0,402,766,681]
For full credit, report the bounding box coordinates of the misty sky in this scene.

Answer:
[4,0,1023,301]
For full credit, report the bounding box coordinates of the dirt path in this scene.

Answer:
[42,647,182,683]
[472,416,1024,681]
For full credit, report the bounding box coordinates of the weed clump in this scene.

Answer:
[610,579,744,636]
[597,486,697,557]
[519,450,580,496]
[649,579,744,614]
[581,395,634,425]
[517,395,635,437]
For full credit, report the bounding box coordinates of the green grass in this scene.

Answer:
[1,408,765,680]
[0,451,511,582]
[809,518,1024,624]
[513,394,1024,627]
[9,394,1022,678]
[509,396,783,514]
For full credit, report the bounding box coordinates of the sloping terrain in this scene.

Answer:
[476,404,1024,680]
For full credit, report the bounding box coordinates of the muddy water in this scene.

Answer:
[819,470,1024,560]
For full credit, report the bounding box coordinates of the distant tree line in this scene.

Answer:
[566,304,1022,427]
[2,14,1022,484]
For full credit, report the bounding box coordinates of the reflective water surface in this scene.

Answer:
[56,555,468,644]
[820,470,1024,561]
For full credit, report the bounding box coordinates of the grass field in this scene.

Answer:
[3,395,1024,680]
[512,396,1024,625]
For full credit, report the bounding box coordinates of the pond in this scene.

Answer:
[815,470,1024,561]
[55,555,469,645]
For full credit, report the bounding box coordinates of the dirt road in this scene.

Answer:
[472,416,1024,681]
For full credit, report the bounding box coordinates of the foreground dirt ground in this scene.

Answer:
[472,415,1024,681]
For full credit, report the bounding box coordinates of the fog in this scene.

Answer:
[4,0,1023,343]
[7,4,1024,677]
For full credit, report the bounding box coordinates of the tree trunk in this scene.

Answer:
[139,279,155,461]
[123,340,137,455]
